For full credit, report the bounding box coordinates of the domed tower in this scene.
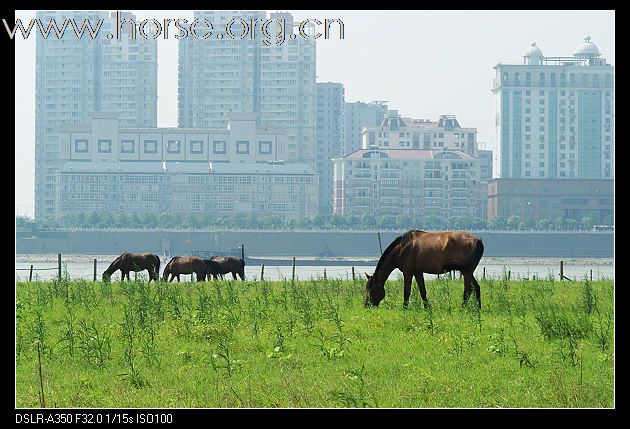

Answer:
[523,42,544,65]
[573,36,604,65]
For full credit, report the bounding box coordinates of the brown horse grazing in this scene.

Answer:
[203,259,224,280]
[365,230,484,309]
[207,256,245,281]
[162,256,208,282]
[102,253,160,283]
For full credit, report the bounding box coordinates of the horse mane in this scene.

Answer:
[105,254,125,273]
[374,230,425,274]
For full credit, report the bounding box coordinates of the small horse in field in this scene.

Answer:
[162,256,208,282]
[365,230,484,309]
[206,256,246,281]
[102,252,160,283]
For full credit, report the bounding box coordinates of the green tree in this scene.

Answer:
[99,212,114,228]
[142,213,158,228]
[130,213,142,228]
[566,219,578,230]
[294,217,311,229]
[361,213,377,228]
[537,218,550,230]
[581,216,593,231]
[554,215,566,231]
[378,216,396,229]
[345,214,359,229]
[87,211,101,227]
[488,216,506,230]
[395,214,413,229]
[331,213,346,228]
[422,215,443,230]
[506,215,521,230]
[472,217,488,230]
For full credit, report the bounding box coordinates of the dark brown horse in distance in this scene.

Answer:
[365,230,484,308]
[102,252,160,283]
[205,256,245,281]
[162,256,208,282]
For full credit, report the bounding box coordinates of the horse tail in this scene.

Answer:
[471,238,484,265]
[154,255,161,281]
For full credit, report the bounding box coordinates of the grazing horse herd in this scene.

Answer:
[103,229,485,308]
[102,253,245,283]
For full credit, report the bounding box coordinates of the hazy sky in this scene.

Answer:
[13,9,615,218]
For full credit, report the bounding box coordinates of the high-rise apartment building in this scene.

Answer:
[34,10,157,218]
[343,101,388,155]
[490,37,614,225]
[178,10,317,168]
[493,37,614,180]
[316,82,345,215]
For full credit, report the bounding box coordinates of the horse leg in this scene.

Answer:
[403,271,413,309]
[239,270,245,281]
[414,273,428,309]
[232,271,237,280]
[462,272,474,307]
[472,275,482,308]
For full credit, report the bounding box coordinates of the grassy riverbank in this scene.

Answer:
[15,275,614,408]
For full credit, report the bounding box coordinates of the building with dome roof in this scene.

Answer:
[490,37,614,225]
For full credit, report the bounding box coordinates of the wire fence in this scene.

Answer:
[15,256,614,283]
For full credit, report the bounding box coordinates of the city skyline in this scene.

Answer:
[14,9,615,217]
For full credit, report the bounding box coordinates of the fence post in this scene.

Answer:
[37,341,45,408]
[29,265,34,282]
[292,257,296,283]
[324,269,327,280]
[482,266,486,280]
[508,270,511,281]
[93,259,97,282]
[241,244,245,260]
[377,232,383,255]
[58,254,62,282]
[590,269,593,282]
[260,264,265,282]
[560,260,564,281]
[352,266,356,281]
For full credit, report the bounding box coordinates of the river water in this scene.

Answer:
[15,254,614,282]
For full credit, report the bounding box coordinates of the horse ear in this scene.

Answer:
[365,273,372,279]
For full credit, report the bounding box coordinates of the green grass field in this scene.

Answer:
[15,274,614,408]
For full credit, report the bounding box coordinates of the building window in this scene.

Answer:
[259,141,272,154]
[190,140,204,154]
[213,141,227,154]
[144,140,158,154]
[74,139,88,153]
[167,140,181,154]
[236,141,250,154]
[120,140,135,154]
[97,139,112,153]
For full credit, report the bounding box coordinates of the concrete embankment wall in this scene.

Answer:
[16,230,614,258]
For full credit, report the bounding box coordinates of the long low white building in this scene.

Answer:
[56,112,318,219]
